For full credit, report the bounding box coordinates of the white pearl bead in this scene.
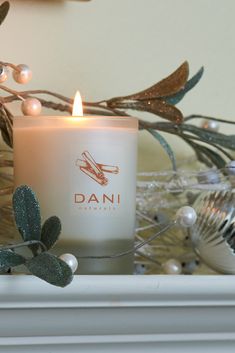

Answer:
[227,161,235,176]
[59,253,78,273]
[0,66,8,83]
[176,206,197,228]
[13,64,32,84]
[162,259,182,275]
[201,119,219,132]
[21,98,42,116]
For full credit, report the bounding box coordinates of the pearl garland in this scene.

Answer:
[21,98,42,116]
[59,253,78,273]
[176,206,197,228]
[13,64,32,84]
[201,119,219,132]
[162,258,182,275]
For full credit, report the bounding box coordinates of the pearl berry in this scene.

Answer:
[21,98,42,116]
[59,253,78,273]
[201,119,219,132]
[0,65,8,83]
[162,258,182,275]
[13,64,32,84]
[176,206,197,228]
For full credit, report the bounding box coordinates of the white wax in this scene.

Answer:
[13,116,138,274]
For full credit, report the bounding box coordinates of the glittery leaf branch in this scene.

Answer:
[0,185,73,287]
[0,58,233,170]
[0,1,9,26]
[147,128,177,171]
[0,105,13,147]
[139,119,235,169]
[185,139,228,169]
[112,61,190,100]
[106,61,190,123]
[0,61,206,170]
[166,67,204,105]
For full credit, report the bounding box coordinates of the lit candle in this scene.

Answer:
[13,92,138,274]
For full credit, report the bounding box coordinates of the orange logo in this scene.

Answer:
[76,151,119,186]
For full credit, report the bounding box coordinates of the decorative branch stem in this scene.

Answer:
[79,221,175,259]
[1,90,126,116]
[0,61,20,72]
[0,84,24,102]
[0,239,47,252]
[185,114,235,125]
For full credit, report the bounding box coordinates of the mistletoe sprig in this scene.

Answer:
[0,185,74,287]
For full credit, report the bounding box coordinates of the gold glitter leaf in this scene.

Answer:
[0,2,9,26]
[112,61,189,102]
[137,99,183,123]
[0,106,13,147]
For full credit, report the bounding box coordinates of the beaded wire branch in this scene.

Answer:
[1,60,235,171]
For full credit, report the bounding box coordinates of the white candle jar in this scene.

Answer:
[13,116,138,274]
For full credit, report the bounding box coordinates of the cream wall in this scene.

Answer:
[2,0,235,170]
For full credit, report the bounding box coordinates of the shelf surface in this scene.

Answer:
[0,275,235,352]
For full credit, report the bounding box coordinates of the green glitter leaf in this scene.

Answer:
[0,1,9,26]
[0,250,25,270]
[196,146,226,169]
[41,216,61,250]
[182,125,235,150]
[185,139,227,169]
[26,252,73,287]
[13,185,41,242]
[166,67,204,105]
[148,128,177,171]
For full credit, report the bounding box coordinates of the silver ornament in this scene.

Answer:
[176,206,197,228]
[0,65,8,83]
[59,253,78,273]
[13,64,32,84]
[190,191,235,274]
[21,98,42,116]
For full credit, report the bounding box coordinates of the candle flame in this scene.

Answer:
[72,91,83,116]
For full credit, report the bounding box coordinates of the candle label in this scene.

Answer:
[75,150,119,186]
[70,146,126,214]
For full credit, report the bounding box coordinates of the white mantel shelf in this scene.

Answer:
[1,275,235,352]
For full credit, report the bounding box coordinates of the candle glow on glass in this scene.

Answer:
[72,91,83,117]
